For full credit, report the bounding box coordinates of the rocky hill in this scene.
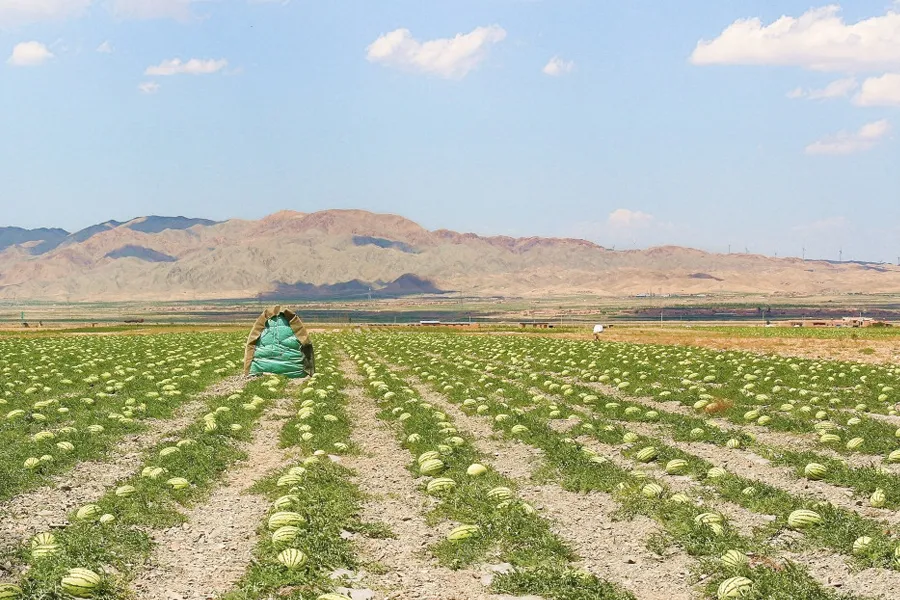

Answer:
[1,210,898,301]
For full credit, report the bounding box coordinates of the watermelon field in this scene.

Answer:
[1,330,900,600]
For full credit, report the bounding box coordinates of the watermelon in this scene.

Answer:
[417,451,440,465]
[76,504,101,521]
[23,458,41,470]
[115,485,136,498]
[419,458,445,475]
[669,493,691,504]
[870,489,886,508]
[819,433,841,444]
[426,478,456,494]
[466,463,487,476]
[622,432,639,443]
[707,467,727,479]
[720,550,748,569]
[277,548,308,569]
[511,424,529,434]
[273,495,299,510]
[804,463,827,480]
[166,477,190,490]
[61,568,101,598]
[31,532,56,548]
[641,483,664,498]
[268,511,306,530]
[695,512,724,525]
[887,450,900,463]
[447,524,480,541]
[271,526,301,545]
[32,542,61,559]
[717,576,752,599]
[665,459,688,475]
[634,447,658,462]
[486,487,513,501]
[277,474,304,487]
[317,594,352,600]
[0,584,22,599]
[852,536,873,555]
[787,509,822,528]
[846,437,864,450]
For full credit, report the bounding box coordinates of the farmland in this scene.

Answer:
[2,329,900,600]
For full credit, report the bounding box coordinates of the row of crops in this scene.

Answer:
[2,329,899,599]
[334,331,900,600]
[0,334,372,600]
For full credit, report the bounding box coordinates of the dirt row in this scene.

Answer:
[392,368,698,600]
[340,356,506,600]
[0,375,252,556]
[576,379,900,473]
[1,403,207,555]
[130,397,297,600]
[396,358,900,600]
[623,421,900,527]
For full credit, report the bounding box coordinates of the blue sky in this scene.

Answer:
[1,1,898,262]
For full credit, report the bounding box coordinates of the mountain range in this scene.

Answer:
[1,210,898,301]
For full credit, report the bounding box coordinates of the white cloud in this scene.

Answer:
[691,6,900,72]
[7,41,54,67]
[787,77,858,99]
[855,72,900,106]
[96,40,113,54]
[0,0,91,26]
[145,58,228,76]
[542,56,574,76]
[111,0,194,21]
[366,25,506,79]
[805,119,890,155]
[138,81,160,94]
[607,209,655,228]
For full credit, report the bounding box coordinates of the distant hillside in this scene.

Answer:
[0,227,69,253]
[1,209,899,301]
[259,274,447,300]
[105,245,177,263]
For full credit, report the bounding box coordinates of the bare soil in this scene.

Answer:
[0,398,210,553]
[626,422,900,527]
[340,357,504,600]
[129,399,295,600]
[398,370,700,600]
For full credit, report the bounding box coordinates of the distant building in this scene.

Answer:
[786,317,891,328]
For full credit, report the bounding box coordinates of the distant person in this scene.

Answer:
[593,324,604,340]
